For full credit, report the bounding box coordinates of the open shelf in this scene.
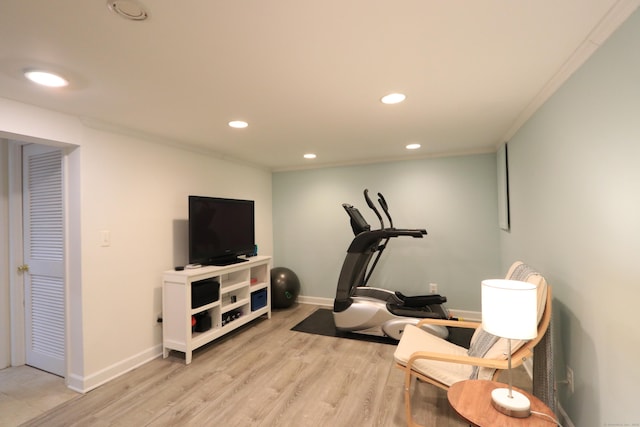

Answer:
[162,256,271,364]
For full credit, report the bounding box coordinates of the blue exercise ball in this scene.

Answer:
[271,267,300,309]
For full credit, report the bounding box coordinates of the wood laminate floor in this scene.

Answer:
[5,303,530,427]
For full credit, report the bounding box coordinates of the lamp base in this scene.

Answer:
[490,387,531,418]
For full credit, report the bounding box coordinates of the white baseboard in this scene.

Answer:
[65,373,85,393]
[297,295,333,307]
[67,344,162,393]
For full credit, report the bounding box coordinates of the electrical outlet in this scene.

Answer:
[566,366,574,395]
[429,283,438,294]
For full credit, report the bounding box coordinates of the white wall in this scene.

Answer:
[79,127,273,384]
[0,97,273,391]
[502,9,640,426]
[272,154,501,311]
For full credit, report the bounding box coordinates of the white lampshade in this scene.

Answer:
[481,279,538,418]
[481,279,537,340]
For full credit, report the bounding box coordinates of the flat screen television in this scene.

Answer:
[188,195,255,266]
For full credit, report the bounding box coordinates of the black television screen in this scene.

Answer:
[188,196,255,266]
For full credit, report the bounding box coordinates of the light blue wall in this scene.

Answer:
[273,154,501,311]
[502,9,640,426]
[276,11,640,425]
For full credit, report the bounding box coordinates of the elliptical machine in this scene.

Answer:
[332,190,450,340]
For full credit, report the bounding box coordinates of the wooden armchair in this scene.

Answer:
[393,262,552,427]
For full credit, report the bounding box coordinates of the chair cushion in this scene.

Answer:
[395,261,549,385]
[394,324,473,387]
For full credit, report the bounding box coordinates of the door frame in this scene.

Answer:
[8,140,25,366]
[5,136,82,386]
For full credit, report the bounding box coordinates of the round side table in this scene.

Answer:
[447,380,557,426]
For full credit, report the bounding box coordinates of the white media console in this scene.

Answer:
[162,256,271,364]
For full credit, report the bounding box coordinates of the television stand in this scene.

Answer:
[162,256,271,364]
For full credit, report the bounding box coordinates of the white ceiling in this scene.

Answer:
[0,1,637,170]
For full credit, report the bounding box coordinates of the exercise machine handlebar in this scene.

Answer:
[377,192,394,228]
[364,189,384,229]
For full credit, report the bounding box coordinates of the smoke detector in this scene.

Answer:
[107,0,149,21]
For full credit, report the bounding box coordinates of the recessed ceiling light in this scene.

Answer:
[381,93,406,105]
[406,143,421,150]
[228,121,248,129]
[24,70,69,87]
[303,153,317,159]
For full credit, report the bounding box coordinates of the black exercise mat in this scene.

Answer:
[291,308,474,348]
[291,308,397,345]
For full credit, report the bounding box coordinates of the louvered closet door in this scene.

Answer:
[23,144,65,376]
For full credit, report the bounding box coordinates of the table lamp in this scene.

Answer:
[481,279,538,418]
